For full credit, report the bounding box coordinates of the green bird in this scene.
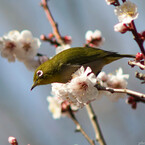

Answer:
[31,47,134,90]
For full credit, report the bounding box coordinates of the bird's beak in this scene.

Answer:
[31,81,38,91]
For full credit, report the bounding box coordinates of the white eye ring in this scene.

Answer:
[37,70,43,77]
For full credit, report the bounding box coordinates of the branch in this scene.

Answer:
[41,0,64,45]
[68,108,95,145]
[96,84,145,103]
[86,104,106,145]
[128,60,145,70]
[130,21,145,55]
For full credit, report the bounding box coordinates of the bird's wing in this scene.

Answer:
[53,47,114,66]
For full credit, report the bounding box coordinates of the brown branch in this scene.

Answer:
[86,104,106,145]
[68,108,95,145]
[128,60,145,70]
[96,84,145,103]
[41,0,64,45]
[130,21,145,55]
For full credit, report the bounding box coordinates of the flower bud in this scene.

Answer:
[135,52,143,61]
[8,136,18,145]
[114,23,128,34]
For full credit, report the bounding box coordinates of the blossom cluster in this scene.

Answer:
[98,68,129,101]
[0,30,48,70]
[85,29,105,48]
[105,1,138,33]
[47,67,129,119]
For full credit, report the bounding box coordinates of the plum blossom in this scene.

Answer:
[0,30,41,70]
[114,1,138,24]
[47,96,79,119]
[98,68,129,101]
[47,96,62,119]
[16,30,41,61]
[0,30,19,62]
[68,67,99,106]
[85,29,105,48]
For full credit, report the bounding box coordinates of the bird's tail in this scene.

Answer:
[104,53,135,65]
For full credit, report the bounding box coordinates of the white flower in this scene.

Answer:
[0,30,19,62]
[114,23,128,33]
[55,44,71,54]
[95,68,129,101]
[85,30,102,41]
[97,71,108,82]
[0,30,41,67]
[47,96,62,119]
[68,67,99,107]
[16,30,41,61]
[85,30,105,47]
[114,1,138,24]
[106,68,129,101]
[51,83,79,106]
[105,0,116,5]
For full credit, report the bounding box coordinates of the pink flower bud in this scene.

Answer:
[61,101,70,112]
[8,136,18,145]
[63,36,72,44]
[126,96,134,104]
[48,33,54,39]
[136,52,143,61]
[114,23,128,34]
[132,102,137,109]
[40,34,47,40]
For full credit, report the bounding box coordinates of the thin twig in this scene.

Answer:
[96,84,145,103]
[86,104,106,145]
[68,108,95,145]
[128,60,145,70]
[41,0,64,45]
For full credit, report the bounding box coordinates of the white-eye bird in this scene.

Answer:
[31,47,134,90]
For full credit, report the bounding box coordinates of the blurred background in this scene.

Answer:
[0,0,145,145]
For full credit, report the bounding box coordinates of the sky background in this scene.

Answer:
[0,0,145,145]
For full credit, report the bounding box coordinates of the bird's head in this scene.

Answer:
[31,60,59,90]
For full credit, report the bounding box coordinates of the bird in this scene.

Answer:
[31,47,134,90]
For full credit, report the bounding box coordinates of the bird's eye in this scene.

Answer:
[37,70,43,77]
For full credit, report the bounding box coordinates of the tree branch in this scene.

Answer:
[130,21,145,55]
[41,0,64,45]
[96,84,145,103]
[128,60,145,70]
[68,108,95,145]
[86,104,106,145]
